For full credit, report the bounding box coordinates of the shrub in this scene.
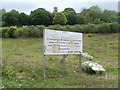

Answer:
[46,25,63,30]
[1,23,119,38]
[21,25,45,38]
[1,27,10,38]
[109,22,118,33]
[9,26,19,38]
[98,23,111,33]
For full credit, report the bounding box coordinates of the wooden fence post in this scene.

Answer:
[79,54,82,73]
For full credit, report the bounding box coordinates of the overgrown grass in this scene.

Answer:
[2,33,118,88]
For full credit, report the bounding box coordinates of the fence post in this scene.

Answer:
[79,54,82,73]
[43,55,46,80]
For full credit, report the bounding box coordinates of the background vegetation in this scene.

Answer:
[0,5,119,27]
[0,23,119,38]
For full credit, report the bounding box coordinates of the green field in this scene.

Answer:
[2,33,118,88]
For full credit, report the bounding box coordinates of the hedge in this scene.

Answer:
[1,23,119,38]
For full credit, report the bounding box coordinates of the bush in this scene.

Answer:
[1,27,10,38]
[46,25,63,30]
[9,26,19,38]
[21,25,45,38]
[46,23,119,34]
[1,23,119,38]
[98,23,111,33]
[109,22,118,33]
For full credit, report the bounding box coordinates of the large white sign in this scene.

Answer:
[44,29,83,55]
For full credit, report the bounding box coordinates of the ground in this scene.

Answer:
[1,33,118,88]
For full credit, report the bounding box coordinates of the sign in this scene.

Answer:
[44,29,83,55]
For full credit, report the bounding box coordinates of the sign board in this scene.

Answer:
[44,29,83,55]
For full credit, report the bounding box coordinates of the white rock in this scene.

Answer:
[81,53,93,60]
[82,61,105,71]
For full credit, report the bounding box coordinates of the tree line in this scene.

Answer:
[0,5,119,27]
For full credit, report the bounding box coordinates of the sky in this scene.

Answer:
[0,0,119,15]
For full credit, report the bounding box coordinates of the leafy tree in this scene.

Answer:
[80,9,92,24]
[101,9,118,23]
[30,8,53,26]
[19,12,29,25]
[63,8,76,13]
[0,9,6,26]
[80,6,102,24]
[89,5,102,19]
[53,12,67,25]
[76,13,86,24]
[2,9,19,26]
[63,8,77,25]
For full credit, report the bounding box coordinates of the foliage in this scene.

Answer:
[30,8,53,26]
[21,25,45,38]
[1,27,10,38]
[9,26,19,38]
[2,9,19,26]
[53,12,67,25]
[1,25,45,38]
[63,8,76,13]
[1,6,118,26]
[89,5,102,19]
[63,8,77,25]
[76,14,86,24]
[100,9,118,23]
[47,23,119,33]
[1,23,119,38]
[19,13,30,26]
[0,9,6,26]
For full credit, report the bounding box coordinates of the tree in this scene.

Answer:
[79,9,91,24]
[80,6,103,24]
[19,12,29,25]
[89,5,102,19]
[30,8,53,26]
[63,8,77,25]
[2,9,19,26]
[0,9,6,26]
[76,13,86,24]
[53,12,67,25]
[101,9,118,23]
[63,8,76,13]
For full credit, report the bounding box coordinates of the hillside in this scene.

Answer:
[2,33,118,88]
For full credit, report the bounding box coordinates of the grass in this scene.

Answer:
[1,33,118,88]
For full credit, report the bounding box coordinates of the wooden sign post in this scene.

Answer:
[43,55,46,80]
[79,54,82,73]
[60,54,68,75]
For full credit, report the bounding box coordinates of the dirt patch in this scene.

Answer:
[93,48,106,53]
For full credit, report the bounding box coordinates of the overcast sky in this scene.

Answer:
[0,0,119,15]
